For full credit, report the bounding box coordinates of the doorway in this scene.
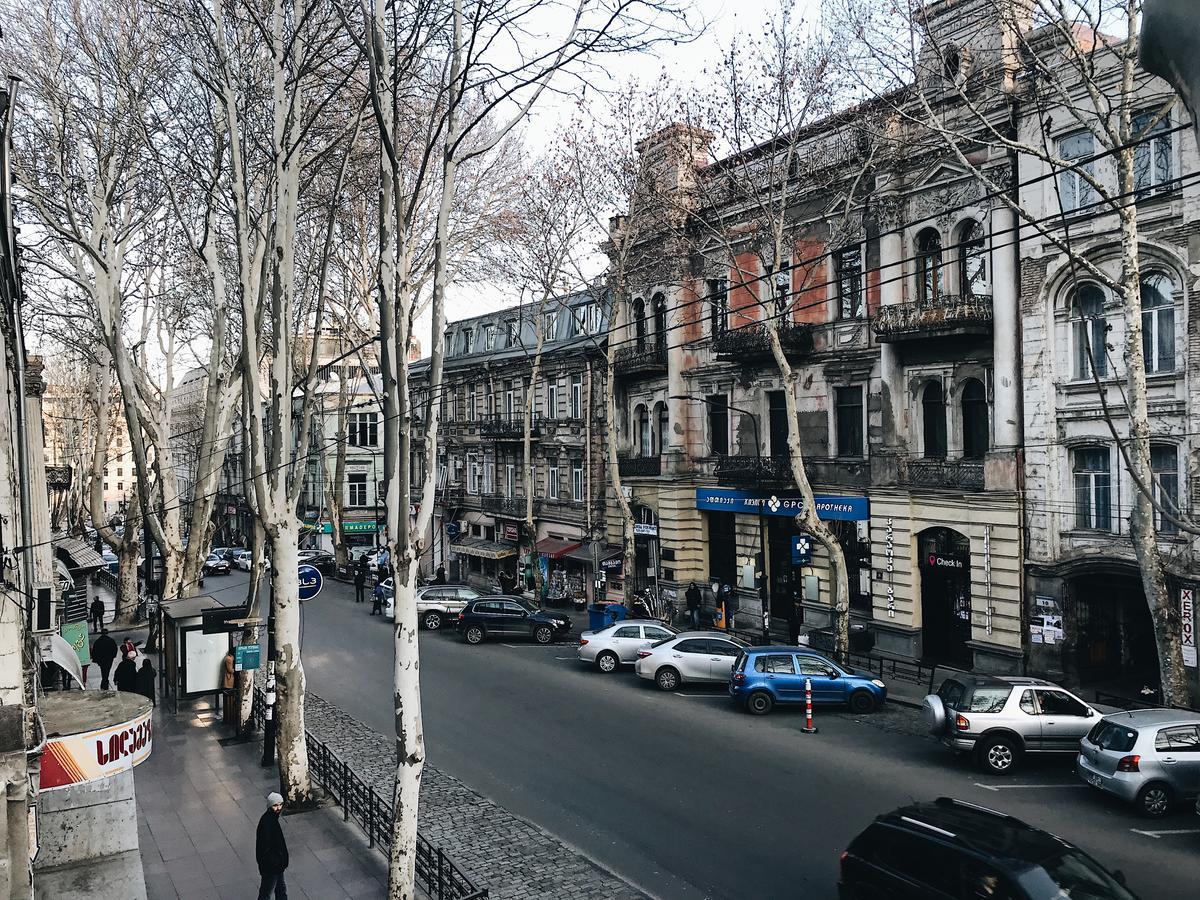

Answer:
[1066,573,1158,692]
[918,527,972,668]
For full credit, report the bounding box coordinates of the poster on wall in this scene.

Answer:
[1181,588,1197,668]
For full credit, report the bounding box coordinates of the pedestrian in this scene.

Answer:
[256,792,289,900]
[434,563,446,585]
[787,599,802,645]
[91,628,118,690]
[720,583,734,630]
[353,556,366,604]
[371,581,384,616]
[221,649,236,719]
[137,658,156,705]
[685,582,701,628]
[114,652,138,693]
[120,635,136,658]
[89,595,105,633]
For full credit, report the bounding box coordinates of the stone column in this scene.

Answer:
[990,203,1020,449]
[666,284,687,454]
[877,195,905,450]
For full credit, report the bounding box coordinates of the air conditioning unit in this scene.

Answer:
[32,583,55,633]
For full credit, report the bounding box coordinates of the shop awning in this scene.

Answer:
[53,538,105,574]
[561,543,599,565]
[534,537,582,559]
[449,537,517,560]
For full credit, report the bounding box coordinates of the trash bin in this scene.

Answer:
[606,603,628,626]
[588,605,608,631]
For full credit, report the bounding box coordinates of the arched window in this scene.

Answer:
[960,379,988,459]
[922,380,947,459]
[653,402,669,455]
[1141,273,1176,374]
[708,278,729,336]
[652,293,667,350]
[915,228,943,303]
[957,220,986,297]
[1070,283,1108,379]
[632,298,647,350]
[634,404,650,457]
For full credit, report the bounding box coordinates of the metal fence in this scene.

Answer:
[252,690,488,900]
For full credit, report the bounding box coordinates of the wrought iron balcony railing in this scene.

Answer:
[481,493,529,517]
[618,455,662,477]
[873,293,993,342]
[613,344,667,378]
[714,453,794,485]
[479,414,540,440]
[898,457,985,491]
[712,322,814,361]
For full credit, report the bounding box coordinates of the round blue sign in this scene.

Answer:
[297,564,323,601]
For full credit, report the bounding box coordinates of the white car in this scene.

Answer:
[380,580,481,629]
[634,631,750,691]
[578,620,677,673]
[232,550,253,571]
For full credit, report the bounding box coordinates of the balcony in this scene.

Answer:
[714,453,794,486]
[898,457,985,492]
[712,322,814,362]
[613,344,667,379]
[618,455,662,477]
[481,493,529,517]
[479,414,540,441]
[873,294,993,343]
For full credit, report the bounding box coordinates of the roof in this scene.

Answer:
[161,594,239,622]
[53,537,105,573]
[1102,708,1200,727]
[877,798,1068,865]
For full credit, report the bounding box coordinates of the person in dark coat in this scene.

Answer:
[256,792,289,900]
[89,596,105,633]
[136,658,156,705]
[371,581,384,616]
[685,583,701,628]
[433,563,446,585]
[114,653,138,693]
[353,557,367,603]
[91,629,118,690]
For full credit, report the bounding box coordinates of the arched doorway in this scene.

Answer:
[918,527,972,667]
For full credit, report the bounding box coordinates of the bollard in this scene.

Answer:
[801,677,818,734]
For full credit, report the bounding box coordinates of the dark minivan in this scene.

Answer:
[457,596,571,645]
[839,797,1137,899]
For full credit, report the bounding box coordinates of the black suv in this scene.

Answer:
[457,596,571,645]
[839,798,1137,899]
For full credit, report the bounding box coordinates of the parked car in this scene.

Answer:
[923,673,1098,775]
[210,547,239,561]
[380,582,481,629]
[578,620,678,672]
[457,596,571,645]
[297,549,335,575]
[232,550,253,571]
[202,554,231,576]
[729,647,886,715]
[101,550,119,575]
[838,797,1137,899]
[634,632,749,691]
[1077,709,1200,818]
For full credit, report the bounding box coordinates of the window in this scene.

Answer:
[589,303,602,334]
[652,294,667,349]
[612,625,641,639]
[754,654,796,674]
[467,385,477,422]
[634,404,650,456]
[654,402,669,455]
[798,657,834,677]
[462,328,475,354]
[543,312,556,341]
[505,463,515,498]
[482,459,493,494]
[547,461,559,500]
[632,298,647,349]
[1155,725,1200,751]
[767,390,788,456]
[572,306,586,336]
[505,319,518,347]
[468,455,480,494]
[1034,689,1090,717]
[1071,284,1108,379]
[1151,444,1179,535]
[835,386,864,458]
[117,482,123,491]
[709,639,744,657]
[503,380,515,420]
[443,333,452,355]
[1073,447,1112,531]
[966,687,1010,713]
[1019,690,1037,715]
[1089,721,1138,753]
[644,626,674,640]
[1058,131,1097,212]
[1141,274,1175,373]
[572,462,583,501]
[545,378,558,419]
[348,473,367,506]
[485,390,494,418]
[771,259,790,315]
[103,481,109,491]
[708,394,729,456]
[674,639,708,654]
[570,374,583,418]
[484,325,496,350]
[347,412,379,448]
[1133,110,1173,194]
[835,247,862,319]
[957,220,986,297]
[915,228,942,303]
[921,381,947,459]
[960,379,988,460]
[708,278,729,335]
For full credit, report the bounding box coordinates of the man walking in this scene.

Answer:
[114,652,138,693]
[685,583,701,628]
[371,581,384,617]
[89,595,105,633]
[256,792,289,900]
[91,628,118,690]
[354,556,367,604]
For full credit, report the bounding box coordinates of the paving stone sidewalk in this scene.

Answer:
[304,691,648,900]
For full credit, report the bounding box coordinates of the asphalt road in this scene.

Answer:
[206,570,1199,899]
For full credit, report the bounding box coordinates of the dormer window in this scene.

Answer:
[942,45,962,81]
[505,319,518,347]
[485,325,496,350]
[462,328,475,354]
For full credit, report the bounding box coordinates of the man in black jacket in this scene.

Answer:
[256,792,289,899]
[91,629,118,690]
[353,557,367,604]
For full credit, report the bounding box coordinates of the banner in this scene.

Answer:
[1182,588,1196,668]
[40,708,153,791]
[695,488,869,521]
[59,621,90,666]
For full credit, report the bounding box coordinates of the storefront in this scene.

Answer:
[535,537,584,605]
[302,519,381,553]
[448,535,517,589]
[917,527,973,668]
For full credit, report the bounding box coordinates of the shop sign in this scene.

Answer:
[633,523,658,537]
[501,521,519,542]
[884,518,895,619]
[40,707,153,790]
[446,522,461,538]
[235,644,261,671]
[1182,588,1197,668]
[599,555,623,573]
[791,535,812,566]
[305,521,380,535]
[695,489,869,521]
[60,621,91,666]
[923,552,966,571]
[297,565,323,601]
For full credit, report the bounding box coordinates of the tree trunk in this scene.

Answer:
[604,351,637,603]
[267,520,311,803]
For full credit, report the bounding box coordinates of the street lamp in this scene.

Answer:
[669,394,772,645]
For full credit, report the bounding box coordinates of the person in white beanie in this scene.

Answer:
[256,791,289,899]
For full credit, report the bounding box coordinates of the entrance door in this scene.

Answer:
[1067,573,1159,693]
[918,528,972,668]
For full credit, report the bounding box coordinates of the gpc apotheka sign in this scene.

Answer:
[695,488,869,521]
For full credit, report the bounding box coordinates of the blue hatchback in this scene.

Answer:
[729,646,887,715]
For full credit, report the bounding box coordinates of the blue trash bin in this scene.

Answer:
[588,605,608,632]
[606,603,628,626]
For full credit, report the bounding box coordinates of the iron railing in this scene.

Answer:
[898,457,985,491]
[480,493,528,517]
[252,690,487,900]
[479,414,539,440]
[617,455,662,477]
[714,454,793,485]
[873,293,993,342]
[712,322,813,360]
[613,344,667,377]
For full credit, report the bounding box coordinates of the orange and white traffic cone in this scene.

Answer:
[801,677,818,734]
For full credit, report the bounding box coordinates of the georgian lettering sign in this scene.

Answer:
[40,708,153,790]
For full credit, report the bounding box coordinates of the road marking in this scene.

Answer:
[973,783,1086,792]
[1130,828,1200,839]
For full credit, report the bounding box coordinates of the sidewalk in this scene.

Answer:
[134,701,391,899]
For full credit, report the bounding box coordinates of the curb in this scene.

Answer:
[886,696,923,710]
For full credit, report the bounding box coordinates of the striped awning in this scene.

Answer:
[534,537,582,559]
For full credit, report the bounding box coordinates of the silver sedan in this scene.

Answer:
[577,620,678,672]
[634,631,750,691]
